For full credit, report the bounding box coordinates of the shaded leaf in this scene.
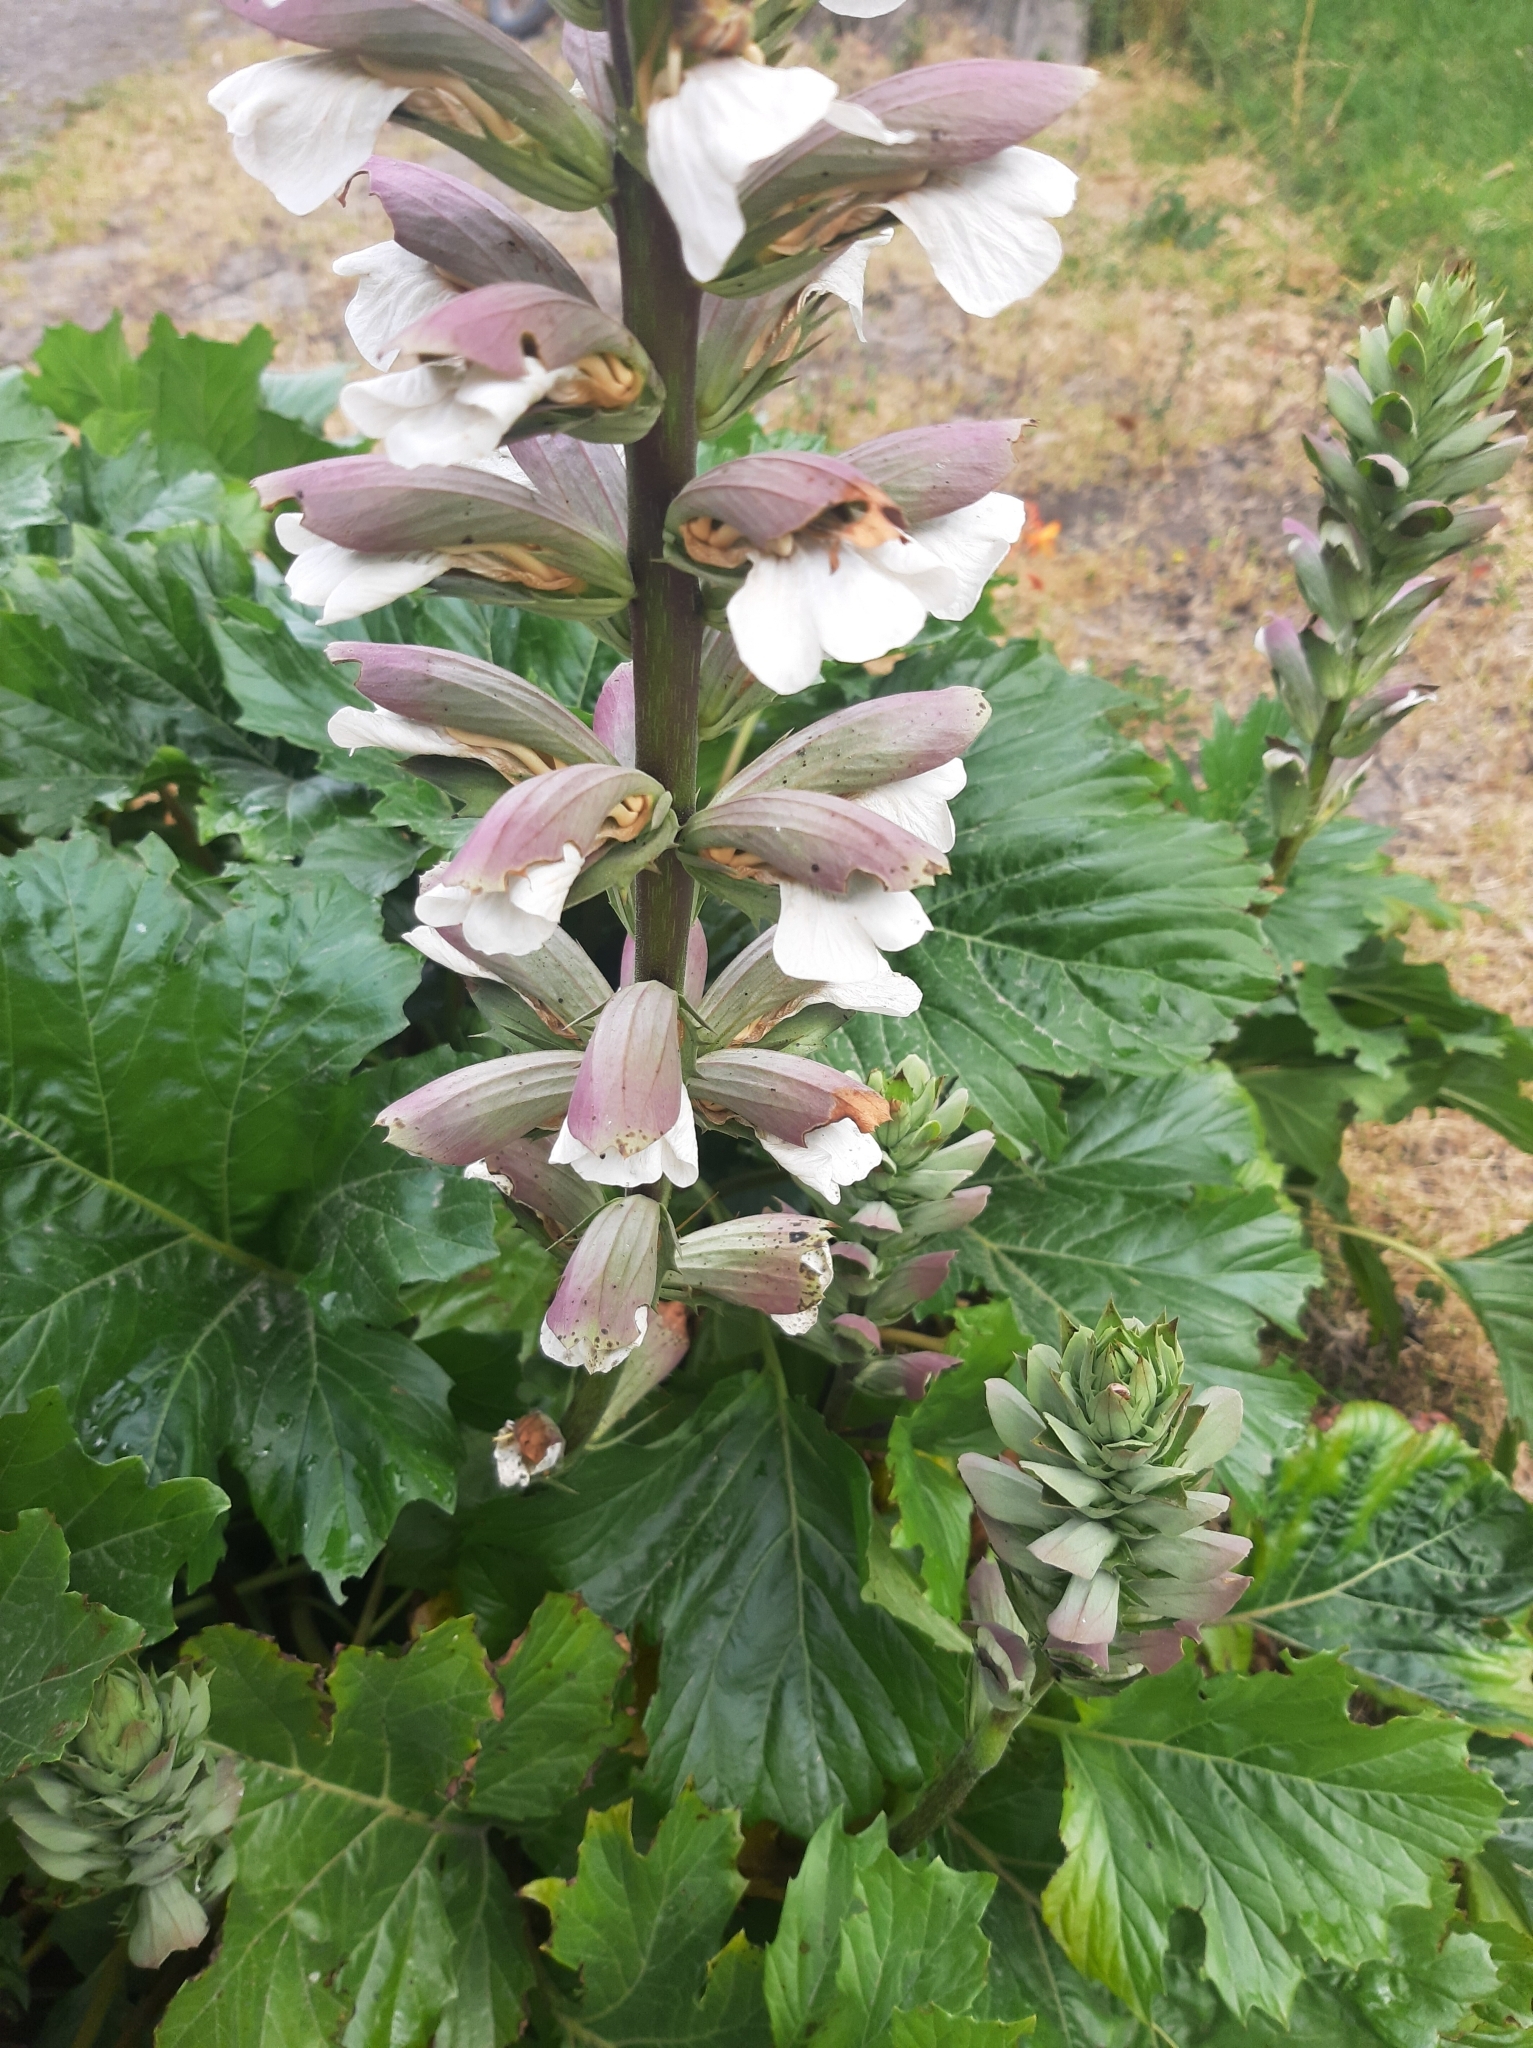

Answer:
[471,1592,628,1827]
[0,1510,140,1780]
[524,1790,771,2047]
[765,1810,994,2047]
[1262,817,1455,972]
[0,368,67,534]
[0,1388,226,1639]
[1039,1654,1502,2023]
[0,837,482,1587]
[164,1620,530,2048]
[1240,1402,1533,1732]
[1445,1227,1533,1436]
[845,643,1272,1153]
[460,1368,960,1837]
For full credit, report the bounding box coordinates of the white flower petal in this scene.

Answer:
[800,228,893,342]
[508,842,586,924]
[820,101,916,145]
[855,760,965,852]
[416,882,475,930]
[761,1117,883,1204]
[551,1092,700,1190]
[405,925,494,978]
[814,971,923,1016]
[647,58,839,282]
[726,550,831,695]
[774,875,930,982]
[886,146,1077,318]
[819,0,906,14]
[809,548,930,664]
[334,240,458,369]
[340,361,559,469]
[208,54,408,216]
[279,519,446,623]
[872,494,1025,619]
[771,1306,822,1334]
[326,705,459,756]
[541,1301,648,1375]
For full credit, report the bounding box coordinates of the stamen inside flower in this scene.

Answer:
[552,353,647,410]
[440,544,587,593]
[359,63,527,147]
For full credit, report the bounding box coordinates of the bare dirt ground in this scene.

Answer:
[2,15,1529,1435]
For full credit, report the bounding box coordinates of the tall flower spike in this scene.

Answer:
[541,1196,662,1373]
[550,981,699,1190]
[257,445,633,625]
[671,1212,835,1334]
[668,427,1024,692]
[414,763,667,957]
[958,1306,1250,1681]
[731,60,1092,312]
[339,285,662,467]
[212,0,613,214]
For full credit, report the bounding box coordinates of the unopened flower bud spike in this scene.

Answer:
[1257,271,1523,886]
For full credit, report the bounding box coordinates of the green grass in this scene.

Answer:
[1108,0,1533,322]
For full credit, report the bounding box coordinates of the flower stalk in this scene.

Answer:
[609,3,704,990]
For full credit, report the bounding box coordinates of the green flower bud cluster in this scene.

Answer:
[959,1306,1250,1686]
[801,1056,995,1383]
[1257,270,1522,870]
[8,1663,242,1970]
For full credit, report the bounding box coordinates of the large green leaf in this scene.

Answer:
[27,315,331,481]
[1239,1403,1533,1732]
[1261,818,1456,972]
[460,1366,960,1838]
[0,1387,226,1639]
[164,1620,530,2048]
[0,368,67,535]
[765,1811,997,2047]
[524,1790,771,2047]
[841,643,1272,1153]
[1445,1227,1533,1436]
[958,1067,1320,1486]
[470,1591,627,1826]
[1039,1654,1502,2023]
[0,836,493,1587]
[0,1510,140,1780]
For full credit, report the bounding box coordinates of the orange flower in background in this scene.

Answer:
[1021,498,1061,557]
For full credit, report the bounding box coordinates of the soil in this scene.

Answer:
[2,13,1529,1438]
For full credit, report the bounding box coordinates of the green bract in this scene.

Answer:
[8,1664,241,1970]
[961,1306,1251,1681]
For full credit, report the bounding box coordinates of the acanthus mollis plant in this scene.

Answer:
[4,0,1528,2041]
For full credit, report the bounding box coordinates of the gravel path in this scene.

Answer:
[0,0,217,164]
